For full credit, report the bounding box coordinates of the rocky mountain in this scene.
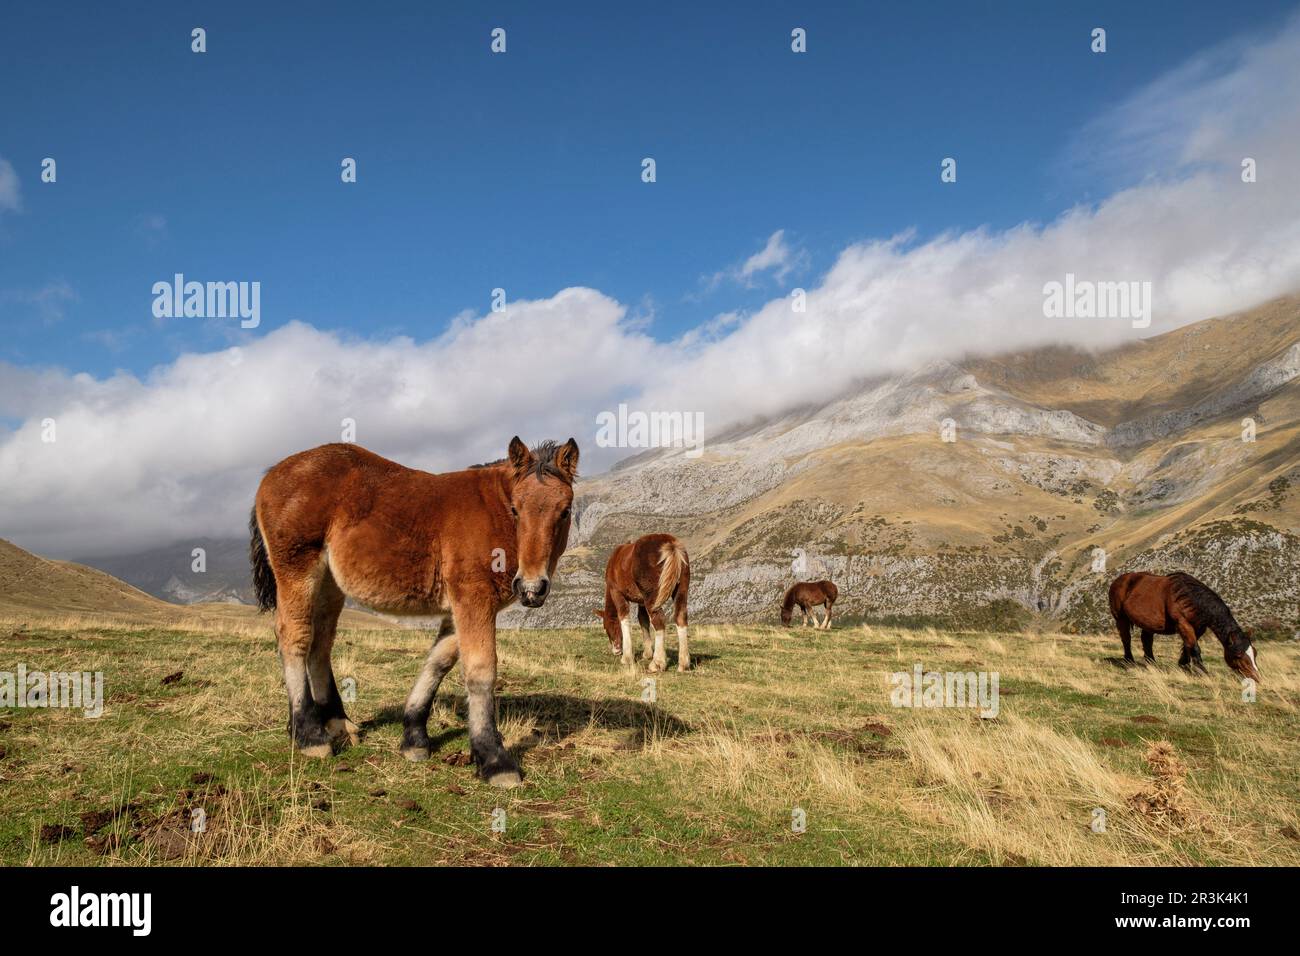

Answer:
[501,295,1300,634]
[70,297,1299,636]
[79,538,254,606]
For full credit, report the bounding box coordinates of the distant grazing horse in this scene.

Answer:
[1109,571,1260,682]
[782,580,838,629]
[250,437,578,788]
[592,533,690,671]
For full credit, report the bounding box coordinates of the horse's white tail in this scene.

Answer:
[653,540,688,610]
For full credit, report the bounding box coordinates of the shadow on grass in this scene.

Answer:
[360,692,693,759]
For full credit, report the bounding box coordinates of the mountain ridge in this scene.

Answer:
[51,296,1300,635]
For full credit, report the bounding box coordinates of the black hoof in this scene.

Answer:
[400,726,431,760]
[476,753,523,788]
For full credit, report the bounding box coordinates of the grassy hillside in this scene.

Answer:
[2,615,1296,866]
[0,537,394,631]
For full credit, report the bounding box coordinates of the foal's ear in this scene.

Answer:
[592,608,607,621]
[555,438,580,481]
[507,436,535,475]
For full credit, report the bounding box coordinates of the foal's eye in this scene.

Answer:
[510,506,518,519]
[561,507,571,520]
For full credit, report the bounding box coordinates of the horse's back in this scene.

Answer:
[255,444,487,614]
[1110,571,1180,632]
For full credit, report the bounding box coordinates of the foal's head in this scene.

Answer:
[592,608,622,655]
[506,436,578,608]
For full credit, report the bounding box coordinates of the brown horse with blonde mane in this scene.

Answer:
[782,580,838,629]
[1109,571,1260,682]
[593,533,690,671]
[250,437,578,788]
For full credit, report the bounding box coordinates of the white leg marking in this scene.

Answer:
[620,617,634,667]
[649,629,666,672]
[676,625,690,672]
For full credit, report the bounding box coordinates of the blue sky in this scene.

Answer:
[3,0,1297,377]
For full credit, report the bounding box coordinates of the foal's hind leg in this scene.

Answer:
[821,600,834,630]
[673,586,690,672]
[309,574,358,747]
[275,576,332,758]
[400,618,458,761]
[1140,630,1155,664]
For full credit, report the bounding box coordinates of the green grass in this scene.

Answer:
[1,617,1298,865]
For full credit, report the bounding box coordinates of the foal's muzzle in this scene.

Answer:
[513,575,550,608]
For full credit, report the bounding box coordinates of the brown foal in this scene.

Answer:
[781,580,838,629]
[593,533,691,671]
[250,437,578,787]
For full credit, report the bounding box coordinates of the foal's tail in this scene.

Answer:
[248,507,277,612]
[653,540,688,611]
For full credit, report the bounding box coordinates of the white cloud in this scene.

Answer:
[699,229,808,294]
[739,229,803,282]
[4,14,1300,557]
[0,158,21,213]
[0,290,661,556]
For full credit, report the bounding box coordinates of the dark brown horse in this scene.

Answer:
[782,580,838,629]
[1109,571,1260,682]
[592,533,690,671]
[250,437,578,787]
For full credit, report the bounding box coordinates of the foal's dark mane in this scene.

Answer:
[1170,572,1243,639]
[469,440,574,483]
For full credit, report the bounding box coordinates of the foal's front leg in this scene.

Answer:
[1175,619,1208,674]
[610,593,635,668]
[456,592,522,787]
[637,605,654,662]
[647,608,667,673]
[1140,629,1155,664]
